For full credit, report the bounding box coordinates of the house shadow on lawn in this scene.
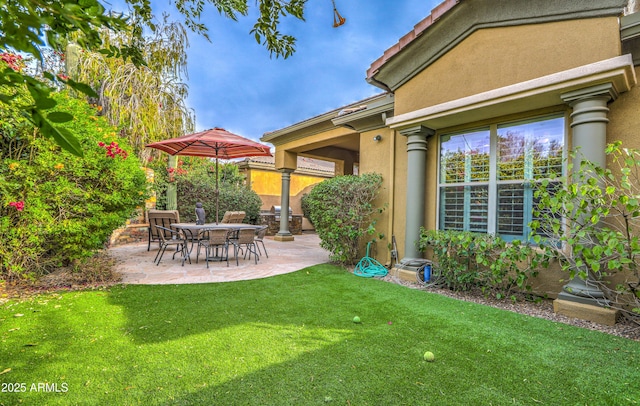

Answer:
[102,264,628,405]
[106,265,389,344]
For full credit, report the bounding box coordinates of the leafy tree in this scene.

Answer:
[174,161,262,224]
[531,142,640,324]
[0,1,140,157]
[304,173,384,265]
[71,17,195,162]
[0,0,307,156]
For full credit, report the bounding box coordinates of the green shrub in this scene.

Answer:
[0,92,147,281]
[418,229,542,300]
[171,160,262,224]
[146,156,170,210]
[304,173,384,264]
[300,192,312,224]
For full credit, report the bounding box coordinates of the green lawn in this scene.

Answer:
[1,264,639,405]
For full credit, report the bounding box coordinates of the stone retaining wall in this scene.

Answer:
[259,214,303,236]
[109,223,149,247]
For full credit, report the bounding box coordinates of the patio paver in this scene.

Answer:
[108,233,331,284]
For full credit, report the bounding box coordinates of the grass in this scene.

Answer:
[1,264,639,405]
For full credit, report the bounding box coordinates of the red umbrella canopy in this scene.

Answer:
[146,128,272,223]
[146,127,272,159]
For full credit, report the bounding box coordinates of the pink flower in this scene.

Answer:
[1,53,24,72]
[9,201,24,211]
[98,141,128,159]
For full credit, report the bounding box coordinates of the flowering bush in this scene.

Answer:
[0,92,147,281]
[8,201,24,211]
[1,52,24,72]
[98,141,129,159]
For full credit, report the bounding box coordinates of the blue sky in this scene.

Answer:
[112,1,442,142]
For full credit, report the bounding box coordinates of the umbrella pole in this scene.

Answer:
[215,156,219,224]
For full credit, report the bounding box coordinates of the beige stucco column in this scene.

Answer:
[400,125,434,264]
[562,83,617,169]
[558,83,618,305]
[275,168,295,242]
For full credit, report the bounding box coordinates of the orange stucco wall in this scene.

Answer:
[246,168,329,213]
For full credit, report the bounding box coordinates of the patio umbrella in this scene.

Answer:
[146,127,272,223]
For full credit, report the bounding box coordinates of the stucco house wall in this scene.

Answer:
[371,2,637,298]
[358,127,396,262]
[395,17,622,115]
[609,66,640,149]
[261,0,640,302]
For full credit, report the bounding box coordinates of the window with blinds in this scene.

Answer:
[438,116,564,241]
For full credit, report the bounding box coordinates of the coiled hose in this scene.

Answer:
[353,242,388,278]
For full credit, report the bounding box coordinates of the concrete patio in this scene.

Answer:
[109,233,331,284]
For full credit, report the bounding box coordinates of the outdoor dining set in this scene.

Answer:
[147,209,268,268]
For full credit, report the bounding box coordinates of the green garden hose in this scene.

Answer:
[353,242,388,278]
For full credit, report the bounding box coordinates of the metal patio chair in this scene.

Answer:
[254,225,269,258]
[153,225,190,266]
[196,228,230,268]
[147,210,180,251]
[229,227,259,265]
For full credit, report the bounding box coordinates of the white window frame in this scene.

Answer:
[436,114,567,241]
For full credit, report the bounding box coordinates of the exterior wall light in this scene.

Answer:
[373,135,382,142]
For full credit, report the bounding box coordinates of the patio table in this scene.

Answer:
[170,223,257,264]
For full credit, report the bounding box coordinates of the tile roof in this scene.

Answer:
[242,156,336,174]
[366,0,460,80]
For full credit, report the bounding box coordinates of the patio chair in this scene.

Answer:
[220,211,233,224]
[153,225,190,266]
[196,228,230,268]
[229,227,259,265]
[254,225,269,258]
[147,209,180,251]
[231,211,246,223]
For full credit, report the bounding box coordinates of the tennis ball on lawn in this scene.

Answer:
[423,351,435,362]
[352,316,361,323]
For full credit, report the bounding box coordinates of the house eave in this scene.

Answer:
[261,93,390,146]
[387,55,636,131]
[331,94,394,132]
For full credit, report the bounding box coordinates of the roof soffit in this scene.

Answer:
[260,93,390,146]
[331,94,395,132]
[368,0,628,92]
[621,11,640,40]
